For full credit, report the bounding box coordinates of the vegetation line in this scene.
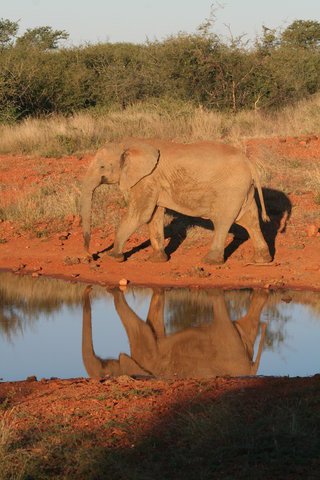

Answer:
[0,17,320,123]
[0,96,319,157]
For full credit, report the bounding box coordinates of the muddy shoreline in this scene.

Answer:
[1,266,320,292]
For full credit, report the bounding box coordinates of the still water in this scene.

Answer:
[0,272,320,381]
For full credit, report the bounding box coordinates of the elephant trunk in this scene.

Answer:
[82,288,104,378]
[80,176,100,251]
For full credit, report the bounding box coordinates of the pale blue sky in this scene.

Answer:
[1,0,320,45]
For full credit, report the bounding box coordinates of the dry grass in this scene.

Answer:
[0,113,107,157]
[307,165,320,203]
[0,95,319,156]
[256,146,320,195]
[0,178,123,235]
[0,409,21,480]
[0,410,15,446]
[1,179,80,232]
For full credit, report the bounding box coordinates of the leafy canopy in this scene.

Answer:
[16,26,69,50]
[281,20,320,49]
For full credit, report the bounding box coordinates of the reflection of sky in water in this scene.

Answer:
[1,305,86,381]
[258,303,320,377]
[1,287,320,381]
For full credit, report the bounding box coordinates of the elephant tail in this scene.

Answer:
[248,159,270,223]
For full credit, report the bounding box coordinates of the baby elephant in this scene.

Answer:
[80,139,271,264]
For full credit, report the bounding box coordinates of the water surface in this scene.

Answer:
[0,272,319,381]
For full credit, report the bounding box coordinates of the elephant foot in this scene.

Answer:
[202,253,224,265]
[108,251,125,263]
[110,288,124,300]
[253,250,272,264]
[149,250,169,263]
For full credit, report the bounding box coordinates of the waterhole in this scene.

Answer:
[0,272,319,381]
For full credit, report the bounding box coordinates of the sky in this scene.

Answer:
[1,0,320,45]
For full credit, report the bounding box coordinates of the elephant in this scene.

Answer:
[82,286,268,379]
[80,139,271,264]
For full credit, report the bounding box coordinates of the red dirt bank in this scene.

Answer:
[1,375,320,478]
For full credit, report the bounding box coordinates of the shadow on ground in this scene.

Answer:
[97,188,292,262]
[7,377,319,480]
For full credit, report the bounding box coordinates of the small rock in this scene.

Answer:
[58,232,71,241]
[81,255,92,264]
[64,256,81,265]
[188,266,211,278]
[306,224,319,237]
[26,376,37,382]
[31,266,42,272]
[119,278,128,286]
[281,295,292,303]
[12,263,26,273]
[89,263,101,270]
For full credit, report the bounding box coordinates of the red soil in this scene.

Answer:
[0,375,316,450]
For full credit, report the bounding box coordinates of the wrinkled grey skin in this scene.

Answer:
[82,287,268,379]
[80,139,271,264]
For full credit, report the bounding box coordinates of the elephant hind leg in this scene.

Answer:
[235,290,268,357]
[203,220,231,265]
[236,201,272,263]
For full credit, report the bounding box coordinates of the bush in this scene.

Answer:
[0,19,319,120]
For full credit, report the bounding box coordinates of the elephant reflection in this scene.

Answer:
[82,287,268,379]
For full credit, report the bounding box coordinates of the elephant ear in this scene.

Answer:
[119,143,159,195]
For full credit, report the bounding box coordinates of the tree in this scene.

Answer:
[16,26,69,50]
[255,26,280,56]
[0,18,18,49]
[281,20,320,49]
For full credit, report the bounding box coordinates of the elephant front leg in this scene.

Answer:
[109,214,143,262]
[146,290,166,338]
[109,203,156,262]
[148,206,168,262]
